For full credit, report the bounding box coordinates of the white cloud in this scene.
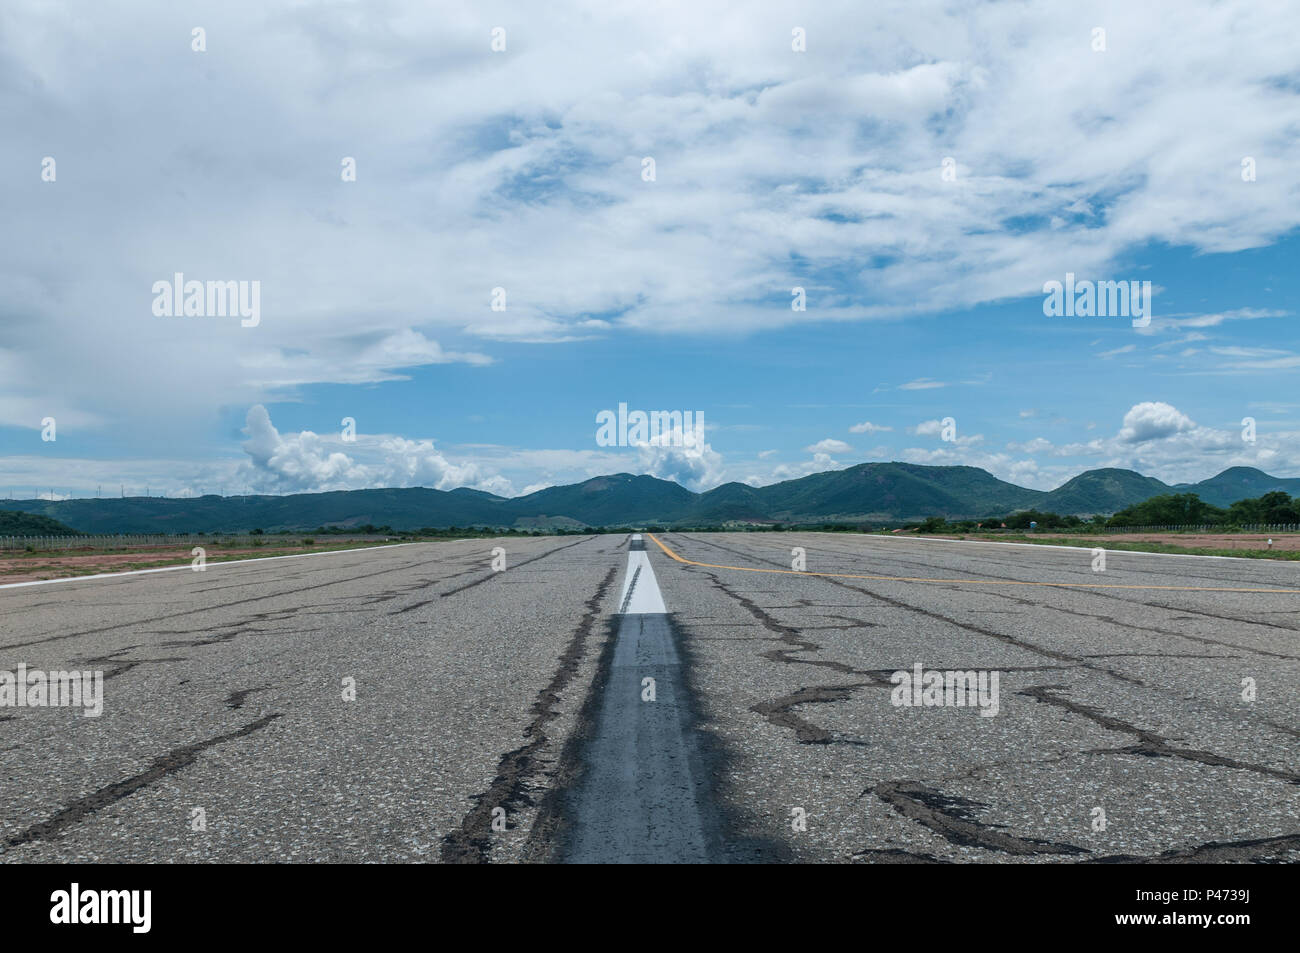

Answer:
[5,0,1298,448]
[1006,437,1055,455]
[770,452,848,483]
[632,424,726,492]
[5,0,1300,502]
[1135,308,1286,336]
[805,438,853,454]
[849,421,892,433]
[968,401,1300,486]
[239,404,514,496]
[1118,402,1196,444]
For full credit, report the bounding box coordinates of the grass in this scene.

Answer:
[926,532,1300,561]
[0,539,408,580]
[0,530,574,581]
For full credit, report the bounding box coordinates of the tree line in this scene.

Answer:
[916,490,1300,533]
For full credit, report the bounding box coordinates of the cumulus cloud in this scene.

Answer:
[238,404,514,496]
[951,401,1300,487]
[4,0,1300,447]
[910,419,982,446]
[770,452,848,483]
[805,438,853,454]
[631,424,726,492]
[5,1,1300,500]
[1118,402,1196,443]
[849,421,892,433]
[900,445,1062,490]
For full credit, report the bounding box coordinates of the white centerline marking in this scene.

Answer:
[618,541,667,614]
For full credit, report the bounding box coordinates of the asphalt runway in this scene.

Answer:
[1,532,1297,863]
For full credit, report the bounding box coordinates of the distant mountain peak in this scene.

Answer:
[10,460,1300,533]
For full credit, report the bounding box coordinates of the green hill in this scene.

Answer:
[746,462,1043,521]
[691,482,769,522]
[0,510,82,535]
[5,462,1300,533]
[0,488,511,535]
[511,474,696,526]
[1039,468,1172,515]
[1177,467,1300,507]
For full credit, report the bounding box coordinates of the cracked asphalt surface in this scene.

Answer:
[1,532,1296,863]
[654,532,1300,863]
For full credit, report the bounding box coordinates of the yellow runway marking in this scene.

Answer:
[646,534,1300,594]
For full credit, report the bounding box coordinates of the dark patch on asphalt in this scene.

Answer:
[801,613,880,631]
[751,684,879,744]
[693,570,897,746]
[2,714,283,849]
[224,685,270,710]
[555,612,716,862]
[1081,652,1237,659]
[388,596,439,615]
[439,565,617,864]
[617,566,642,614]
[1021,685,1300,784]
[522,613,624,862]
[869,780,1088,856]
[703,572,872,678]
[852,847,951,863]
[76,647,189,681]
[1089,831,1300,863]
[551,606,789,863]
[668,606,797,863]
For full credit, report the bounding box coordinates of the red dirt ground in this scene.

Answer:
[0,545,344,584]
[943,532,1300,552]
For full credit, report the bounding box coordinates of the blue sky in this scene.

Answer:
[3,1,1299,499]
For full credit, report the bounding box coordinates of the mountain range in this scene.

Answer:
[3,463,1298,535]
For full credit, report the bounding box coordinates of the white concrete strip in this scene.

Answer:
[0,542,419,591]
[618,550,668,614]
[871,533,1270,562]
